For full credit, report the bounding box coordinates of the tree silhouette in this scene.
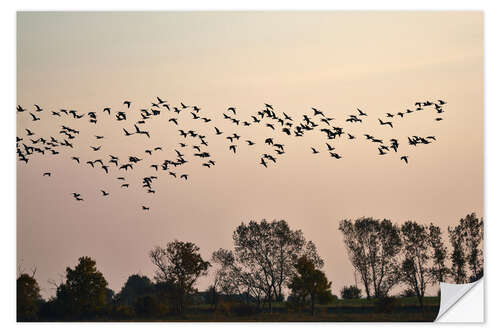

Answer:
[55,256,108,319]
[428,224,450,284]
[400,221,435,309]
[149,240,210,314]
[339,217,401,298]
[17,273,41,321]
[210,248,238,310]
[231,219,323,311]
[448,213,483,283]
[288,256,333,315]
[115,274,154,306]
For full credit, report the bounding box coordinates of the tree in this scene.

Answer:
[17,273,42,321]
[149,240,210,313]
[340,285,362,299]
[461,213,484,281]
[339,217,401,298]
[448,213,484,283]
[288,256,333,315]
[210,248,239,309]
[115,274,154,306]
[428,224,449,283]
[448,224,467,284]
[400,221,434,309]
[231,219,323,311]
[56,256,108,319]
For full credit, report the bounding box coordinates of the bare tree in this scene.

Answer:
[428,223,449,283]
[228,219,322,311]
[339,217,402,298]
[210,248,238,309]
[448,213,483,283]
[400,221,434,308]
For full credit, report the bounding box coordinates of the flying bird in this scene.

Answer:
[29,113,40,121]
[378,119,393,128]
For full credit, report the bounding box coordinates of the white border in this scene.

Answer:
[2,0,498,332]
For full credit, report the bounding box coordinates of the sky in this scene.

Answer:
[17,11,483,298]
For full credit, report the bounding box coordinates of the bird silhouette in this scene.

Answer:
[357,108,367,116]
[311,147,319,154]
[401,156,409,164]
[378,119,393,128]
[329,152,341,159]
[101,190,109,196]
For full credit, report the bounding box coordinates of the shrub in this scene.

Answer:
[374,296,399,313]
[340,285,362,299]
[113,305,136,319]
[134,295,168,317]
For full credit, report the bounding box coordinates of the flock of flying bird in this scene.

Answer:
[16,97,447,211]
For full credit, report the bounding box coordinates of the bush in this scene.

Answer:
[286,293,307,312]
[341,285,362,299]
[374,296,399,313]
[216,301,260,317]
[38,298,62,320]
[113,305,136,319]
[134,295,168,317]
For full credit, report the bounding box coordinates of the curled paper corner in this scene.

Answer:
[435,278,484,322]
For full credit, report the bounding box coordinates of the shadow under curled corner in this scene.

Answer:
[434,278,484,322]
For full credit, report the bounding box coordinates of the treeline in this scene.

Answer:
[338,213,483,308]
[17,213,482,321]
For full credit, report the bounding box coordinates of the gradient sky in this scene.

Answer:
[17,11,483,298]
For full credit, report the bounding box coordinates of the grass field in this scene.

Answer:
[101,297,440,322]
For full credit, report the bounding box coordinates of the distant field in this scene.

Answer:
[100,297,440,322]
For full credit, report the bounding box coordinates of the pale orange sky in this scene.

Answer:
[17,11,483,297]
